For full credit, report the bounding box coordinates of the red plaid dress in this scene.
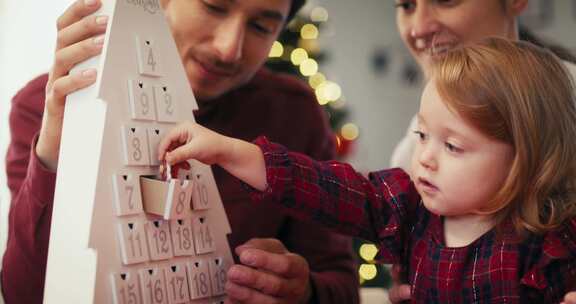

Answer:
[246,137,576,303]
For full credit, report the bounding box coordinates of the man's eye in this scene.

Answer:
[251,22,272,35]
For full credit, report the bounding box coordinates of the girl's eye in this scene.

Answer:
[445,142,462,153]
[413,130,427,141]
[395,1,415,11]
[435,0,459,6]
[203,1,227,14]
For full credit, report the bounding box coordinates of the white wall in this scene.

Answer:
[0,1,73,302]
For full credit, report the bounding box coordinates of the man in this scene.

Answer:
[1,0,359,303]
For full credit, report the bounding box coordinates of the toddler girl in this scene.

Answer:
[159,38,576,303]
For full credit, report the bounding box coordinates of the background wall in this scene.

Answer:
[0,1,72,303]
[314,0,576,172]
[1,1,575,303]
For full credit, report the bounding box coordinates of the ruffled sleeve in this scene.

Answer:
[521,218,576,301]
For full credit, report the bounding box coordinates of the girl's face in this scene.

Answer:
[395,0,526,78]
[411,81,514,217]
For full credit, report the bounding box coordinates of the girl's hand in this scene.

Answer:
[158,122,232,166]
[563,291,576,304]
[159,121,267,191]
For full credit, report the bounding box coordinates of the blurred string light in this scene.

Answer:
[300,23,319,40]
[359,264,378,281]
[310,6,329,22]
[341,123,359,141]
[290,48,308,65]
[299,58,318,76]
[269,41,284,58]
[359,244,379,282]
[308,72,326,89]
[268,6,360,157]
[315,81,342,105]
[359,244,378,261]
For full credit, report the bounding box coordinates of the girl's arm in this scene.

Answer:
[159,122,420,256]
[158,122,267,191]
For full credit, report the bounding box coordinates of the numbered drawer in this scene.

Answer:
[121,125,150,166]
[190,163,220,211]
[139,268,168,304]
[136,36,162,77]
[164,263,191,304]
[112,174,144,216]
[186,259,212,300]
[110,271,143,304]
[209,257,227,296]
[140,176,193,220]
[146,127,168,166]
[154,85,179,122]
[170,218,196,257]
[144,219,174,261]
[128,80,156,121]
[116,218,149,265]
[192,212,216,255]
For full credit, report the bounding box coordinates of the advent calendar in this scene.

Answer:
[43,0,233,303]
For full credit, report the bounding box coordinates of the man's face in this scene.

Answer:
[395,0,526,78]
[162,0,291,101]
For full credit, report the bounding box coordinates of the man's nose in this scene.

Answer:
[213,17,245,63]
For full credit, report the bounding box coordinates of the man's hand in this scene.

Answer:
[224,238,312,304]
[36,0,107,170]
[388,264,411,303]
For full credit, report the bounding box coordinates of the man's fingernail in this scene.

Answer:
[93,36,104,45]
[227,267,241,279]
[85,0,97,6]
[82,69,97,78]
[241,252,256,266]
[95,16,108,25]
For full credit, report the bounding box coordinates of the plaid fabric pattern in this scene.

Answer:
[247,137,576,303]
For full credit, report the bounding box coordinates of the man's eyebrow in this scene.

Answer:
[259,9,286,22]
[224,0,286,22]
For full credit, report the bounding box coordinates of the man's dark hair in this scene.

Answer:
[287,0,306,22]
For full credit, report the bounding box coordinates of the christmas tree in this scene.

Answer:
[265,6,391,289]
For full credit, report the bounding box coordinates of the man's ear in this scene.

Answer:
[506,0,528,17]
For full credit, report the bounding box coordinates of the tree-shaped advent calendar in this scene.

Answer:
[43,0,233,303]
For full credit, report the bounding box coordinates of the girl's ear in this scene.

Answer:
[506,0,528,17]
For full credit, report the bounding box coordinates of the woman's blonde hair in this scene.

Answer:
[433,37,576,235]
